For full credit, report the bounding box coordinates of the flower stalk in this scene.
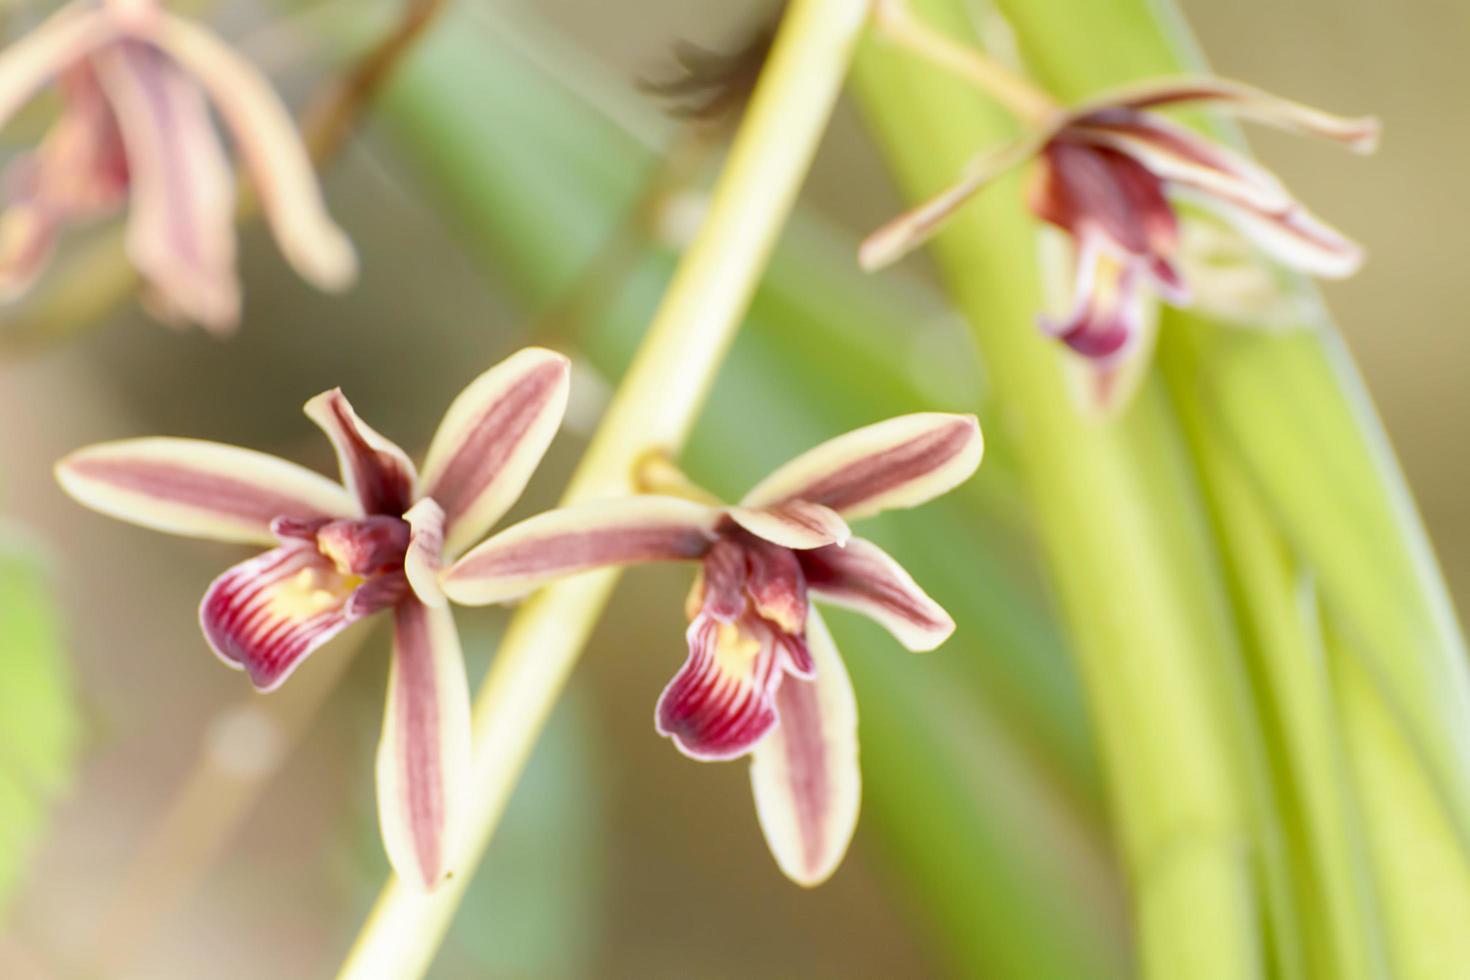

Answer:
[337,0,869,975]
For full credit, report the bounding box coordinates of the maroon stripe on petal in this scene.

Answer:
[423,358,565,531]
[772,675,831,872]
[451,523,713,583]
[392,600,447,882]
[70,456,336,527]
[790,419,978,515]
[800,538,954,650]
[656,616,782,761]
[199,545,362,690]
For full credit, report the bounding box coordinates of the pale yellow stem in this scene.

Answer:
[335,1,869,976]
[872,0,1059,123]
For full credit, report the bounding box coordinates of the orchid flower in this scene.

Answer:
[55,348,571,889]
[862,73,1378,398]
[0,0,355,331]
[442,413,982,885]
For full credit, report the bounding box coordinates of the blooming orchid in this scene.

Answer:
[55,348,571,889]
[0,0,355,330]
[441,413,982,885]
[862,75,1378,398]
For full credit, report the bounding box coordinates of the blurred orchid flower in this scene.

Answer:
[0,0,356,330]
[56,348,571,889]
[443,413,982,885]
[862,75,1378,399]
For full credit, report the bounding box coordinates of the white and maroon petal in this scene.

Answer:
[199,544,362,691]
[148,12,357,289]
[303,388,417,517]
[1040,233,1151,362]
[750,610,860,887]
[656,614,784,761]
[800,537,954,652]
[0,7,115,131]
[859,130,1054,271]
[727,500,850,551]
[443,496,720,606]
[56,437,354,544]
[95,41,240,332]
[741,414,982,522]
[403,499,447,608]
[1176,187,1363,280]
[376,599,471,891]
[1085,76,1379,153]
[419,348,571,557]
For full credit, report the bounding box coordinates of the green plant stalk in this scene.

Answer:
[995,0,1470,868]
[853,4,1263,976]
[336,1,870,975]
[1162,316,1385,980]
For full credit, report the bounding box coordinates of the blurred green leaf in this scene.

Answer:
[0,530,80,914]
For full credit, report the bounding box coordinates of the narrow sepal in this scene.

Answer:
[419,348,571,557]
[801,537,954,651]
[56,437,354,545]
[199,544,361,691]
[304,388,417,517]
[750,610,859,887]
[656,614,783,761]
[0,7,114,132]
[1178,187,1363,280]
[444,496,719,606]
[742,413,982,521]
[149,12,358,289]
[728,500,850,550]
[376,599,471,891]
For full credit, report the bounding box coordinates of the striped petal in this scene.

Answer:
[444,496,719,606]
[304,388,417,517]
[419,348,571,557]
[149,12,357,290]
[0,7,114,131]
[376,599,471,891]
[657,613,784,761]
[95,41,240,332]
[728,500,850,550]
[800,537,954,652]
[1040,233,1151,362]
[403,499,447,608]
[750,610,860,887]
[56,437,354,544]
[741,413,982,521]
[1084,76,1379,153]
[1177,187,1363,280]
[199,544,364,691]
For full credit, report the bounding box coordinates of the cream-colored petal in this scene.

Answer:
[149,12,357,290]
[741,413,982,521]
[403,498,447,608]
[750,610,860,887]
[56,437,354,544]
[419,348,571,557]
[443,496,720,606]
[0,6,114,132]
[727,500,850,550]
[802,537,955,652]
[376,600,471,891]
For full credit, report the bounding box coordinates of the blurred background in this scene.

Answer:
[0,0,1465,976]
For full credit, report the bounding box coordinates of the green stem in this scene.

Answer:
[335,1,869,975]
[851,3,1261,976]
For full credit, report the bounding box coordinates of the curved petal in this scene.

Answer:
[1176,187,1363,280]
[1082,75,1379,153]
[419,348,571,557]
[1039,234,1151,363]
[149,12,357,289]
[750,610,860,887]
[727,500,850,551]
[403,498,447,608]
[741,413,982,521]
[0,7,114,131]
[304,388,417,517]
[444,496,719,606]
[656,614,783,761]
[199,544,362,691]
[56,437,354,544]
[376,599,471,891]
[95,41,240,332]
[801,537,954,652]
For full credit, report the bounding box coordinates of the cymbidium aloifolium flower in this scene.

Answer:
[55,348,571,889]
[0,0,355,331]
[862,70,1378,408]
[443,413,983,884]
